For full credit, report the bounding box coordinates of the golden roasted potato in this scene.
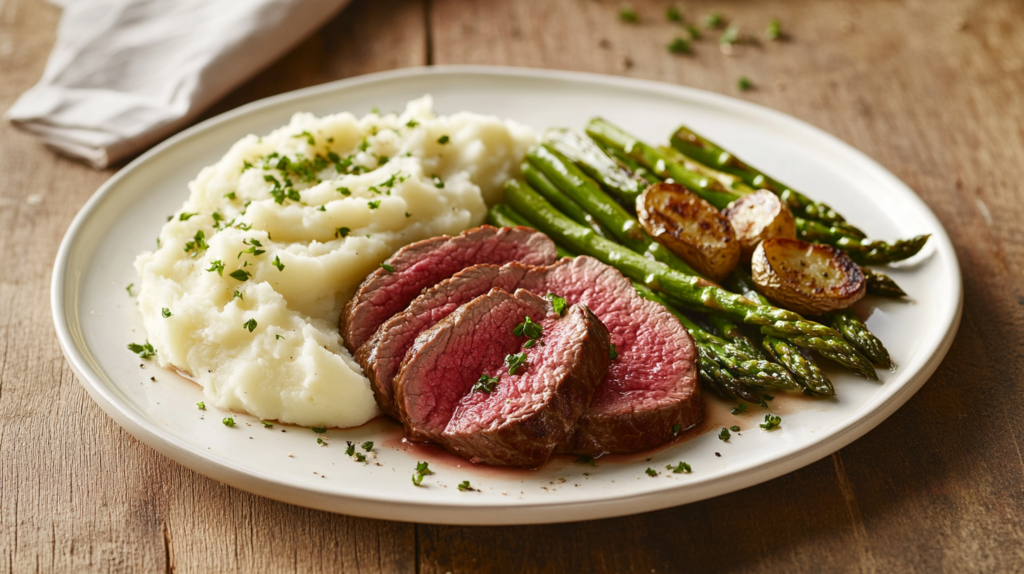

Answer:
[722,190,796,262]
[637,182,740,282]
[751,238,866,315]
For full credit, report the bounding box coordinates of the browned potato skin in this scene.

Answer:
[637,182,740,282]
[722,190,796,262]
[751,238,866,315]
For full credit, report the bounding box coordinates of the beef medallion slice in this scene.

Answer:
[393,289,610,467]
[341,226,558,352]
[356,263,534,418]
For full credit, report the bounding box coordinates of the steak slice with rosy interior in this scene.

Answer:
[393,289,610,467]
[357,263,534,418]
[362,255,701,456]
[341,226,558,353]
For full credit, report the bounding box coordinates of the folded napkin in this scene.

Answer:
[6,0,349,169]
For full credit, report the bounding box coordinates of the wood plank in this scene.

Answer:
[425,0,1024,571]
[0,0,425,572]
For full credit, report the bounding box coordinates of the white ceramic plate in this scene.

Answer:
[52,66,961,525]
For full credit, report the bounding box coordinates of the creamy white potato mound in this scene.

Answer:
[134,96,537,428]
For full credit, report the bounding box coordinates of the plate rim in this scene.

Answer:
[51,64,963,525]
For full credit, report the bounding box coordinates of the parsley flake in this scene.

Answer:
[242,318,258,332]
[405,119,419,128]
[546,293,567,315]
[666,6,681,21]
[317,205,326,212]
[437,135,450,144]
[668,37,691,54]
[432,175,444,188]
[458,480,473,491]
[719,427,731,441]
[232,290,244,300]
[222,417,235,427]
[224,191,237,200]
[336,186,351,196]
[361,441,373,451]
[197,402,205,410]
[732,403,747,415]
[381,262,395,273]
[737,76,753,91]
[354,453,366,462]
[179,212,198,221]
[730,425,740,432]
[513,316,543,340]
[312,427,327,434]
[229,269,251,282]
[276,334,284,340]
[412,461,433,486]
[206,260,225,275]
[645,468,658,477]
[161,308,172,318]
[505,352,528,375]
[293,131,315,146]
[261,420,273,428]
[760,414,782,431]
[719,26,739,45]
[609,343,618,360]
[128,341,156,359]
[125,283,134,296]
[704,11,723,28]
[667,462,692,474]
[672,423,682,436]
[367,200,381,210]
[183,230,209,257]
[335,227,351,238]
[272,255,285,271]
[619,5,639,22]
[345,441,355,456]
[472,373,501,393]
[767,18,781,40]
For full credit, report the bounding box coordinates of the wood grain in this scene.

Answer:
[2,0,1023,572]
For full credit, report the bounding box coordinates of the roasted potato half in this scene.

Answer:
[637,182,740,281]
[722,190,796,262]
[751,238,866,315]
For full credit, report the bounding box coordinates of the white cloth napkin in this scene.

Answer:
[5,0,350,169]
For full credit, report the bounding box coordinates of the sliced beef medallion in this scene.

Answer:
[393,289,610,467]
[341,226,558,353]
[518,257,702,456]
[357,263,535,418]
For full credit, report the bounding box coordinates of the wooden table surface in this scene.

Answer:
[3,0,1023,571]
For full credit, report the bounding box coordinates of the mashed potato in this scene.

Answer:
[134,96,537,428]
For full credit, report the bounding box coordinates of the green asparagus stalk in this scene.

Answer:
[585,118,744,210]
[795,217,930,266]
[487,204,575,258]
[828,309,892,368]
[525,145,702,277]
[669,125,866,238]
[597,141,662,185]
[724,269,835,395]
[504,179,877,380]
[708,314,762,357]
[863,267,907,298]
[522,163,612,239]
[543,128,646,204]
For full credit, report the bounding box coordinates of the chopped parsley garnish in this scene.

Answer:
[546,293,567,315]
[233,290,244,300]
[575,455,597,466]
[730,425,740,432]
[405,212,412,218]
[645,468,658,477]
[367,200,381,210]
[412,461,433,486]
[179,212,198,221]
[686,24,701,40]
[732,403,747,415]
[272,255,285,271]
[242,318,258,332]
[261,420,273,428]
[206,260,225,275]
[667,462,692,474]
[276,334,284,340]
[222,417,235,427]
[718,427,731,441]
[238,237,265,258]
[457,480,473,491]
[161,308,172,318]
[361,441,373,451]
[317,437,325,445]
[472,373,501,393]
[719,26,739,45]
[666,6,681,21]
[609,343,618,360]
[437,135,450,144]
[335,227,351,238]
[619,5,639,22]
[183,230,209,257]
[737,76,753,91]
[224,191,237,200]
[241,162,253,173]
[513,316,543,339]
[668,37,691,54]
[381,262,395,273]
[354,453,366,462]
[317,205,326,212]
[345,441,355,456]
[767,18,781,40]
[312,427,327,434]
[405,119,419,128]
[672,423,681,436]
[293,131,315,146]
[760,414,782,430]
[264,174,301,204]
[197,402,205,410]
[128,341,156,359]
[229,269,251,282]
[358,138,370,152]
[336,186,351,196]
[704,11,723,28]
[505,352,528,376]
[125,283,134,295]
